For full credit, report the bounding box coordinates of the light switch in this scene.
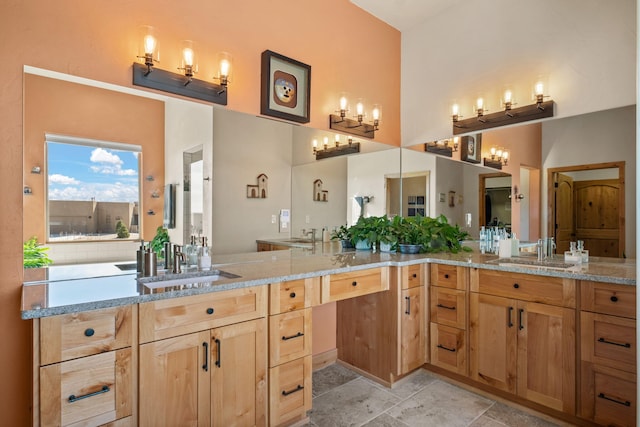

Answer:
[305,215,310,224]
[271,214,277,224]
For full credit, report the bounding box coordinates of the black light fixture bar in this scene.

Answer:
[483,158,503,170]
[315,142,360,160]
[132,62,227,105]
[424,142,453,157]
[453,100,554,135]
[329,114,375,139]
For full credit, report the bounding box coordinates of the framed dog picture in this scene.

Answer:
[260,50,311,123]
[460,133,482,164]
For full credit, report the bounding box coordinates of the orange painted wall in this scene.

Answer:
[1,1,399,423]
[24,74,165,243]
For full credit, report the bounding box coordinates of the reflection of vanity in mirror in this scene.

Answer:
[23,67,636,264]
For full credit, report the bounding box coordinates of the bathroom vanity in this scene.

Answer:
[22,245,636,427]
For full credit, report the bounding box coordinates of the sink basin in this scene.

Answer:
[138,269,241,290]
[488,257,577,270]
[115,262,137,271]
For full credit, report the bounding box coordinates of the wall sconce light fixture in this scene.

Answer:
[452,82,554,135]
[329,96,379,139]
[510,185,525,201]
[31,166,41,174]
[313,134,360,160]
[425,137,459,157]
[483,147,509,170]
[132,26,230,105]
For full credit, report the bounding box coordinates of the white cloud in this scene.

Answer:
[89,148,137,176]
[49,181,139,202]
[49,174,80,185]
[90,148,123,166]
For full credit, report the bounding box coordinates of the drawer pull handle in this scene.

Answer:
[214,338,221,368]
[289,292,296,298]
[444,274,450,279]
[437,344,456,353]
[68,385,110,403]
[412,273,417,278]
[518,309,524,330]
[282,332,304,341]
[203,342,209,372]
[598,392,631,407]
[513,283,520,289]
[437,303,456,311]
[206,308,214,315]
[352,281,358,286]
[405,296,411,315]
[84,328,95,337]
[508,307,514,328]
[282,385,304,396]
[610,295,619,302]
[598,337,631,348]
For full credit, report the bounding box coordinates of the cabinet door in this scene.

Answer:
[517,301,576,413]
[469,293,517,393]
[139,331,211,427]
[401,286,425,374]
[211,318,267,427]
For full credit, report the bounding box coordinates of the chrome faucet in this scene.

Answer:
[302,228,317,242]
[173,245,186,274]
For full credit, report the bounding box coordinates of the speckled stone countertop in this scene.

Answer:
[21,242,636,319]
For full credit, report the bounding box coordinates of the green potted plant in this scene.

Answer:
[391,215,471,254]
[372,215,397,252]
[23,236,53,268]
[150,226,170,256]
[392,216,423,253]
[348,216,377,250]
[330,224,354,249]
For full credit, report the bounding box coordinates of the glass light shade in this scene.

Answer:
[503,90,513,104]
[356,101,364,116]
[502,151,509,161]
[452,103,459,116]
[323,137,329,148]
[312,139,318,149]
[216,52,233,84]
[496,148,503,158]
[476,98,484,110]
[138,25,159,63]
[339,95,348,111]
[335,134,340,146]
[535,81,544,96]
[372,104,381,121]
[490,147,497,156]
[453,136,459,149]
[180,40,198,75]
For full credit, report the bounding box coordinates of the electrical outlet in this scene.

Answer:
[271,214,277,224]
[305,215,310,224]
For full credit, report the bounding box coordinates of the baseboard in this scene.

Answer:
[312,348,337,371]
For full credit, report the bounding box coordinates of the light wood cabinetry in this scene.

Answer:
[138,286,267,427]
[579,281,636,426]
[34,305,135,426]
[430,264,468,375]
[321,267,389,303]
[257,243,292,252]
[336,265,424,385]
[268,278,317,426]
[469,269,576,414]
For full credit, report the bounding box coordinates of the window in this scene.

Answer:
[46,134,141,242]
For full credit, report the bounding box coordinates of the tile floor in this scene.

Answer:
[305,364,569,427]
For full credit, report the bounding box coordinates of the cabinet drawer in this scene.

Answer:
[40,348,132,426]
[580,362,636,427]
[430,323,467,376]
[139,285,267,343]
[430,287,466,329]
[401,264,423,289]
[430,264,465,289]
[581,312,636,372]
[269,355,312,427]
[476,269,575,308]
[269,278,318,314]
[321,267,388,303]
[581,281,636,319]
[269,308,312,367]
[40,305,132,365]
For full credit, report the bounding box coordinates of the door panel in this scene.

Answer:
[554,173,573,254]
[575,179,620,257]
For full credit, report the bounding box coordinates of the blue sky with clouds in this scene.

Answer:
[47,142,139,202]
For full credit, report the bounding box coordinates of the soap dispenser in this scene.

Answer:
[198,237,212,271]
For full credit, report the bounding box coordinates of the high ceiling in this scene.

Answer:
[350,0,464,32]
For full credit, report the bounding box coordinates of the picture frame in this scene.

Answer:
[460,133,482,164]
[260,50,311,123]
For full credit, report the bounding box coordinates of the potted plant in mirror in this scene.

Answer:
[348,216,377,250]
[331,224,354,249]
[421,214,471,254]
[373,215,397,252]
[392,216,423,254]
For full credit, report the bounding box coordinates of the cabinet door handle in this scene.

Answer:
[610,295,619,302]
[282,385,304,396]
[598,392,631,407]
[84,328,95,337]
[214,338,221,368]
[202,342,209,372]
[518,309,524,330]
[282,332,304,341]
[508,307,514,328]
[444,274,450,279]
[405,296,411,315]
[68,385,110,403]
[598,337,631,348]
[436,303,456,311]
[352,281,358,286]
[289,292,296,298]
[437,344,456,353]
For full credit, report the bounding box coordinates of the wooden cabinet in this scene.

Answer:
[257,243,291,252]
[138,286,267,427]
[34,306,135,426]
[268,278,316,426]
[336,264,424,386]
[321,267,389,303]
[469,269,576,414]
[579,281,636,426]
[430,264,468,375]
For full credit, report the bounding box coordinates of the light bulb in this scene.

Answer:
[535,82,544,96]
[182,48,194,66]
[476,98,484,110]
[504,90,512,104]
[452,104,459,116]
[219,59,230,77]
[335,134,340,146]
[502,151,509,161]
[323,137,329,148]
[339,96,348,111]
[490,147,497,156]
[356,102,364,116]
[372,106,380,121]
[144,35,156,55]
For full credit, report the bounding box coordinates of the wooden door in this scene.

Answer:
[139,331,211,427]
[469,293,517,393]
[554,173,574,253]
[516,301,575,413]
[400,286,425,374]
[574,179,620,257]
[211,318,267,427]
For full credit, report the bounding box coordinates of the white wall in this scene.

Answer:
[401,149,438,216]
[401,0,636,145]
[541,105,636,257]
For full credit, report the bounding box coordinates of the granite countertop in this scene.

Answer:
[21,241,636,320]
